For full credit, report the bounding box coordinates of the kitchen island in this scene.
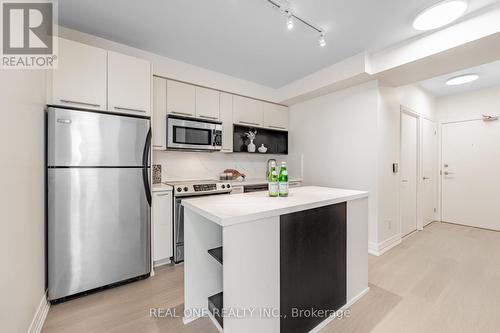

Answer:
[182,186,369,333]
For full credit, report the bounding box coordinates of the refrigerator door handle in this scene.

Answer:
[142,128,152,206]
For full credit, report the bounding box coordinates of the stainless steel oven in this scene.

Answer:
[168,181,232,263]
[167,115,222,151]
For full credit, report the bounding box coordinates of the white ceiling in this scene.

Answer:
[58,0,499,88]
[418,60,500,97]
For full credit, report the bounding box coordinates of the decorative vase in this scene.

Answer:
[247,139,256,153]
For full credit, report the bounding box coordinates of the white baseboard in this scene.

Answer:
[368,233,402,256]
[154,258,172,268]
[27,292,50,333]
[309,287,370,333]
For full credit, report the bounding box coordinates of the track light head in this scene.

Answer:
[318,32,326,47]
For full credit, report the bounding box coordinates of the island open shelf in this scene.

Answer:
[207,247,223,265]
[182,186,369,333]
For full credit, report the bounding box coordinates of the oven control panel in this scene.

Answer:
[172,182,232,196]
[194,184,217,192]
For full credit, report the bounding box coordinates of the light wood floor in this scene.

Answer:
[42,222,500,333]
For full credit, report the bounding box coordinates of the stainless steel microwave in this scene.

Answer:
[166,115,223,151]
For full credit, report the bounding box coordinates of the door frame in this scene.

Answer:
[400,106,422,236]
[421,117,438,226]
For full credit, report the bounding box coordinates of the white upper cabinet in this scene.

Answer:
[195,87,220,121]
[153,77,167,150]
[166,80,196,118]
[220,92,233,152]
[108,51,151,116]
[52,38,107,111]
[233,95,264,127]
[263,103,289,130]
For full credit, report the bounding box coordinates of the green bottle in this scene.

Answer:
[268,161,279,197]
[278,162,289,197]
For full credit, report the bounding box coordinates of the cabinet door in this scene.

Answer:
[233,96,263,127]
[52,38,107,111]
[152,191,173,263]
[108,51,151,115]
[220,92,233,152]
[195,87,220,120]
[153,77,167,150]
[166,80,196,118]
[263,103,289,130]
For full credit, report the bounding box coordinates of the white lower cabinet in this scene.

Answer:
[152,190,173,265]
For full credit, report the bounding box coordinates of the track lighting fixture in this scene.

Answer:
[267,0,326,48]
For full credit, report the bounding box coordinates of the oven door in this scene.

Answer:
[167,117,220,150]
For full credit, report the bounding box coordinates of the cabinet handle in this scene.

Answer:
[269,125,286,130]
[114,106,146,113]
[153,145,164,148]
[156,193,170,196]
[239,121,260,126]
[60,99,101,108]
[171,111,193,117]
[199,115,218,120]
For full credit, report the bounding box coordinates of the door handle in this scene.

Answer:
[423,177,430,180]
[402,179,409,183]
[443,171,453,176]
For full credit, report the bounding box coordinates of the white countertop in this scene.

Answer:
[182,186,368,227]
[152,183,173,192]
[228,178,302,187]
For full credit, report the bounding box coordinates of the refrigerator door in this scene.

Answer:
[47,168,150,300]
[47,107,150,167]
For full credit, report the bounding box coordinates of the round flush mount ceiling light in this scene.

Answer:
[413,0,468,31]
[446,73,479,85]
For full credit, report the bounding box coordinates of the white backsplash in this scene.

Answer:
[153,151,303,182]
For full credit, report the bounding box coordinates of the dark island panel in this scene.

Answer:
[280,202,347,333]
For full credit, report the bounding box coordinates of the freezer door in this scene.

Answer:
[47,107,150,167]
[47,168,150,300]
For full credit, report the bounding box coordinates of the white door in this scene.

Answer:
[108,51,151,115]
[400,112,418,237]
[422,118,437,226]
[441,119,500,230]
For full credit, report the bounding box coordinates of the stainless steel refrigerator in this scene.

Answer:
[46,107,151,302]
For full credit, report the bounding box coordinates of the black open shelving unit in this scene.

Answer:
[233,125,288,155]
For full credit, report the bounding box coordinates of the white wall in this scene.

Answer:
[289,81,380,243]
[437,84,500,123]
[0,70,47,332]
[377,84,436,245]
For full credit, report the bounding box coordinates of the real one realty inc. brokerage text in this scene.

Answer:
[150,307,352,320]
